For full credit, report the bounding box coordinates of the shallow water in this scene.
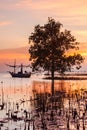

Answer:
[0,72,87,130]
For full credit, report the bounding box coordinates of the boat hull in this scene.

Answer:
[9,72,31,78]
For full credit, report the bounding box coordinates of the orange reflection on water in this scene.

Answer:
[0,84,33,104]
[32,80,69,94]
[0,79,87,104]
[32,80,87,95]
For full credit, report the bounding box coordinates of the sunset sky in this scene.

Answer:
[0,0,87,72]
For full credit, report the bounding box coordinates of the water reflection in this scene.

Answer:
[32,81,87,130]
[0,75,87,130]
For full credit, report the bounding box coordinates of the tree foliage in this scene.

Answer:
[29,17,84,74]
[29,17,84,95]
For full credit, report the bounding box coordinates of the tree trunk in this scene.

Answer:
[51,52,55,96]
[51,67,54,96]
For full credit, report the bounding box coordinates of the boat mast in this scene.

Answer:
[1,81,4,105]
[14,59,16,73]
[20,64,23,74]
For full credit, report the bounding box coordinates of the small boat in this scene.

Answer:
[6,60,31,78]
[9,71,31,78]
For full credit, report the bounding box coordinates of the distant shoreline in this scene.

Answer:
[44,76,87,80]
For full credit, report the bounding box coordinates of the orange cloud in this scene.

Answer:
[15,0,87,14]
[0,52,28,60]
[0,21,12,26]
[0,46,30,61]
[1,0,87,23]
[81,52,87,56]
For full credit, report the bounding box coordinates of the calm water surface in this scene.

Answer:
[0,72,87,130]
[0,72,87,109]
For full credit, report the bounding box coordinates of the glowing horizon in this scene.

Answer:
[0,43,87,72]
[0,0,87,72]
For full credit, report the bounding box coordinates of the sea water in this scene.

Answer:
[0,72,87,130]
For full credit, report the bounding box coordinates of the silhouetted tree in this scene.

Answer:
[29,17,84,96]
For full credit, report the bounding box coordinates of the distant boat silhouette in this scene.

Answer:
[6,60,31,78]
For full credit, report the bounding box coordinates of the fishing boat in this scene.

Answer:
[6,60,31,78]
